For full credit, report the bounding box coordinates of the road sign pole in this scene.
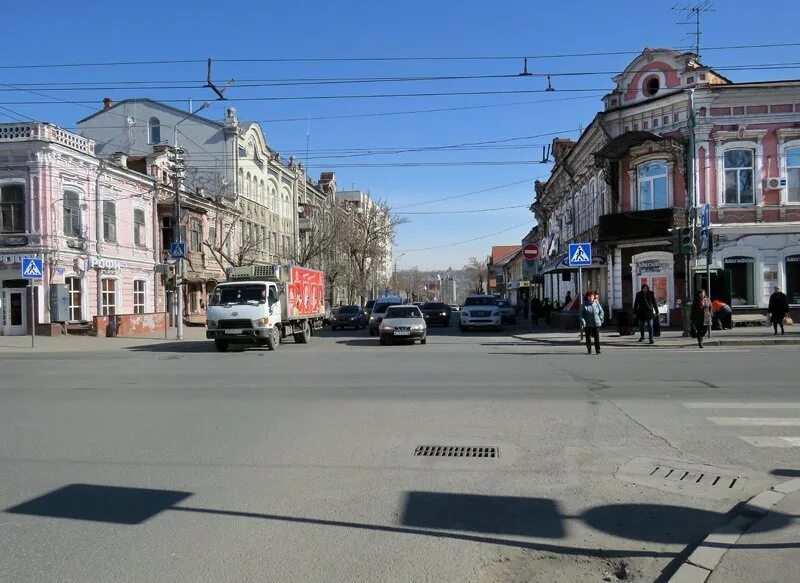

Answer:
[29,283,35,349]
[578,267,583,301]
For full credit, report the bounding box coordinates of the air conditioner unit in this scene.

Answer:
[765,177,787,190]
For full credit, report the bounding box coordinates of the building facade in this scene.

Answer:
[0,123,159,335]
[533,48,800,325]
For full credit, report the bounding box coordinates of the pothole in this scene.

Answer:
[475,550,638,583]
[617,457,749,499]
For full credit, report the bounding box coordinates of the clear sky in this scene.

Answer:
[3,0,799,270]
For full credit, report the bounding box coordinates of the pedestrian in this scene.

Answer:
[543,298,552,326]
[711,298,732,330]
[580,290,604,355]
[768,285,790,335]
[633,283,658,344]
[565,291,573,307]
[531,296,541,327]
[690,288,712,348]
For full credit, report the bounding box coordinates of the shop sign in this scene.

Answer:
[89,257,121,271]
[786,255,800,263]
[638,260,667,273]
[724,256,755,264]
[0,235,28,247]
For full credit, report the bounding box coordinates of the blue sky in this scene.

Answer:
[3,0,800,269]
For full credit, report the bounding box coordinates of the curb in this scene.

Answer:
[667,478,800,582]
[510,334,800,349]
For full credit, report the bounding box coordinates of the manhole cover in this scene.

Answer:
[617,457,748,499]
[414,445,498,458]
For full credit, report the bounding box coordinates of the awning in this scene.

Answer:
[595,131,663,160]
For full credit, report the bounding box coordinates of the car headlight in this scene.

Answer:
[369,315,376,321]
[206,320,217,328]
[440,312,447,316]
[380,325,394,332]
[411,324,424,331]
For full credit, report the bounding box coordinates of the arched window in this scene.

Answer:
[148,117,161,144]
[637,161,668,210]
[238,168,244,196]
[260,180,265,204]
[644,76,660,97]
[246,172,251,197]
[723,149,755,204]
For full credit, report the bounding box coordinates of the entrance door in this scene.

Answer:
[639,275,670,325]
[1,289,27,336]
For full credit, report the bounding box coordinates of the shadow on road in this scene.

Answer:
[771,468,800,477]
[125,341,217,353]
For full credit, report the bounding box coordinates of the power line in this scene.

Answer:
[399,220,532,253]
[398,204,530,215]
[396,180,533,209]
[1,41,800,68]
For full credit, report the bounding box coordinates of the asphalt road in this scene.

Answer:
[0,321,797,582]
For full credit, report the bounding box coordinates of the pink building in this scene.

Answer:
[0,123,158,335]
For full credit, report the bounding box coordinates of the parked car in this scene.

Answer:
[364,299,376,317]
[496,299,516,324]
[459,295,501,331]
[331,305,367,330]
[421,302,451,327]
[378,305,427,345]
[449,304,461,313]
[368,296,405,335]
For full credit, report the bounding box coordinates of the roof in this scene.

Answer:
[491,245,521,264]
[595,131,664,160]
[77,98,224,128]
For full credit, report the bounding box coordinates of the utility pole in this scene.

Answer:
[684,88,699,335]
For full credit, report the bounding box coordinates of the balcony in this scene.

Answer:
[598,207,686,243]
[0,123,95,155]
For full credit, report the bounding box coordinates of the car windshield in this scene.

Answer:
[385,307,421,318]
[464,297,497,306]
[373,302,401,315]
[339,306,360,314]
[423,303,447,310]
[209,284,266,305]
[365,300,375,310]
[497,300,511,308]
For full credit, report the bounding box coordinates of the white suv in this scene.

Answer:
[460,295,502,331]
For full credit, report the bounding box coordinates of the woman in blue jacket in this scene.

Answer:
[580,290,605,355]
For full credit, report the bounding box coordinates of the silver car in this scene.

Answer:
[496,299,516,324]
[378,305,427,345]
[460,295,502,331]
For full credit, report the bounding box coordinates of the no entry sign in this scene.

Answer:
[523,244,539,261]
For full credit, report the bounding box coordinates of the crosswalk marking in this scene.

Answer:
[707,417,800,426]
[684,402,800,409]
[739,436,800,448]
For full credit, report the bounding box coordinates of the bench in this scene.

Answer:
[731,314,765,327]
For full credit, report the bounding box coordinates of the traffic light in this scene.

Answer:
[672,227,696,255]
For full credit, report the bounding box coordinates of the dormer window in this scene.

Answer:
[686,76,695,84]
[610,99,618,107]
[148,117,161,144]
[644,77,660,97]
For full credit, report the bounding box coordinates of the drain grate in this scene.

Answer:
[649,465,739,489]
[414,445,498,458]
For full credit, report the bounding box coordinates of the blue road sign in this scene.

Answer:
[21,257,43,279]
[170,242,186,259]
[568,243,592,267]
[700,204,710,230]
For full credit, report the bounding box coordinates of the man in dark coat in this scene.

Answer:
[768,286,790,335]
[633,283,658,344]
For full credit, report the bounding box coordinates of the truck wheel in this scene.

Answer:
[295,321,310,344]
[214,339,229,352]
[266,326,281,351]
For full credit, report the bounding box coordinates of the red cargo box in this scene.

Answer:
[287,266,325,318]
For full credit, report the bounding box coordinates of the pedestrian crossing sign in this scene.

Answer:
[568,243,592,267]
[21,257,43,279]
[170,242,186,259]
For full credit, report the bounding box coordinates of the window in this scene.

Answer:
[246,172,251,197]
[208,226,217,248]
[645,77,660,96]
[238,168,244,195]
[161,216,174,250]
[724,149,755,204]
[189,218,201,252]
[101,278,117,315]
[134,208,146,247]
[0,184,25,233]
[102,200,117,242]
[724,256,755,306]
[63,190,82,237]
[787,147,800,203]
[66,277,82,321]
[686,76,695,84]
[637,161,669,210]
[148,117,161,144]
[133,280,146,314]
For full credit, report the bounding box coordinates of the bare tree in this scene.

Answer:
[463,256,487,294]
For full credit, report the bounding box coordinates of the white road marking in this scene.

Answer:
[648,348,751,353]
[707,417,800,426]
[739,436,800,447]
[685,402,800,409]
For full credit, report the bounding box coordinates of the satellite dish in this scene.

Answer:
[126,115,136,126]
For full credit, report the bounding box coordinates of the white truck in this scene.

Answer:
[205,264,326,352]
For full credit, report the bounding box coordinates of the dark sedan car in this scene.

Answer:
[421,302,451,327]
[331,305,367,330]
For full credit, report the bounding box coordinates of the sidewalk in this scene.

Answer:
[512,324,800,348]
[0,326,208,353]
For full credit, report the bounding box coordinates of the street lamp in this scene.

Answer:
[172,102,210,341]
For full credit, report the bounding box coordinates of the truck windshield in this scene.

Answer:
[210,284,267,305]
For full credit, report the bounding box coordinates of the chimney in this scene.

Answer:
[109,151,128,167]
[103,97,113,110]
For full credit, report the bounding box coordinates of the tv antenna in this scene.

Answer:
[205,58,234,100]
[671,1,714,58]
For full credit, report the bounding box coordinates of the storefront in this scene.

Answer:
[0,253,43,336]
[630,251,674,325]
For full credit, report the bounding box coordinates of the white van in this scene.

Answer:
[368,296,405,335]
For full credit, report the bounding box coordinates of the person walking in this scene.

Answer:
[633,283,657,344]
[580,290,604,355]
[531,296,541,327]
[690,289,712,348]
[768,286,790,335]
[711,298,732,330]
[543,298,552,326]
